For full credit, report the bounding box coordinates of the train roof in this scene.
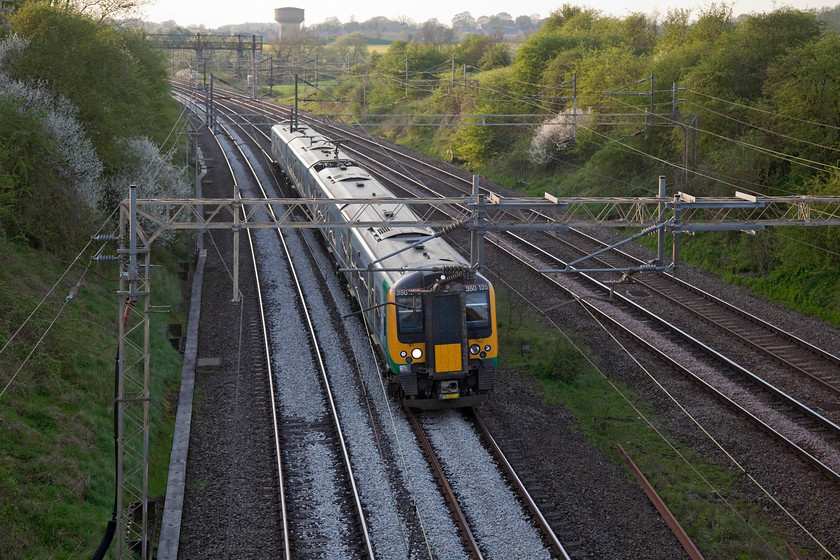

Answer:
[320,165,467,276]
[272,122,469,277]
[272,124,350,169]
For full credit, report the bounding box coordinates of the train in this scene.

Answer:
[270,122,498,408]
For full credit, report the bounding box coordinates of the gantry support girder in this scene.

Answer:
[145,33,263,53]
[129,190,840,245]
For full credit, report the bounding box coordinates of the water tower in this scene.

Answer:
[275,7,304,40]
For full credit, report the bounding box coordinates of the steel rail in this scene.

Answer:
[469,410,572,560]
[404,407,484,560]
[208,111,375,558]
[617,445,705,560]
[204,120,292,559]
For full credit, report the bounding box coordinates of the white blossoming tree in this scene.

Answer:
[0,30,191,247]
[528,107,592,166]
[101,136,192,243]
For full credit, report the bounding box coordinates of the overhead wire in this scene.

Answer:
[0,211,118,400]
[775,231,840,258]
[682,98,840,156]
[687,88,840,132]
[680,117,839,175]
[0,209,118,360]
[1,296,75,400]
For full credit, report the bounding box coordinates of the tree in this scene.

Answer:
[452,11,476,31]
[321,16,342,32]
[2,2,188,243]
[344,17,361,34]
[416,19,454,47]
[8,3,176,170]
[454,33,498,67]
[688,7,822,100]
[452,67,525,165]
[50,0,152,22]
[482,12,515,33]
[478,43,510,70]
[330,32,368,70]
[272,33,325,71]
[817,4,840,31]
[515,15,535,32]
[0,95,89,249]
[510,6,601,91]
[764,33,840,180]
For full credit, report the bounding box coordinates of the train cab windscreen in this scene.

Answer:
[396,293,424,342]
[465,288,492,338]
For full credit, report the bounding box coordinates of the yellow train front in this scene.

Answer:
[382,268,498,408]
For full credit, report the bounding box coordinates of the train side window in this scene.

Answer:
[375,287,382,327]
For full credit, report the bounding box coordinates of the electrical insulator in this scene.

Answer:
[91,255,119,262]
[91,235,119,242]
[66,284,80,301]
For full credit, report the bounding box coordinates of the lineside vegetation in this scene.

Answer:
[269,4,840,327]
[1,1,191,556]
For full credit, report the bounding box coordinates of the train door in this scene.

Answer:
[423,292,467,374]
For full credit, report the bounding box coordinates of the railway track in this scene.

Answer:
[205,115,375,558]
[467,410,574,560]
[404,408,484,559]
[406,406,571,559]
[532,227,840,396]
[174,81,585,559]
[169,81,837,556]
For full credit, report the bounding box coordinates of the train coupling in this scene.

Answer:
[438,380,460,400]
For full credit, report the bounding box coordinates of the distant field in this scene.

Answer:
[368,44,390,54]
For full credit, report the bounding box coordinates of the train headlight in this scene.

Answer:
[484,345,492,353]
[411,348,423,360]
[469,344,481,355]
[400,351,407,358]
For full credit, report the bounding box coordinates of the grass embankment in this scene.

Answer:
[0,237,185,559]
[495,286,810,559]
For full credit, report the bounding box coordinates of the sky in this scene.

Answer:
[143,0,838,29]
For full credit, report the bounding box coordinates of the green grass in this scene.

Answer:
[0,236,186,559]
[495,286,804,559]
